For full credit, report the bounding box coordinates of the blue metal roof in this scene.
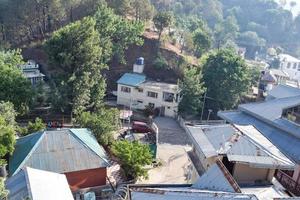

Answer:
[117,73,146,87]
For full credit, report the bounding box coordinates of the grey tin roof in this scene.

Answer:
[218,111,300,164]
[9,128,109,176]
[186,124,294,169]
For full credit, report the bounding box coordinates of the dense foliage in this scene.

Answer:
[0,50,33,114]
[202,49,251,110]
[153,11,173,42]
[112,140,152,180]
[46,5,144,114]
[0,0,105,46]
[46,17,105,114]
[0,101,17,166]
[75,108,120,146]
[179,67,205,116]
[108,0,155,21]
[19,118,46,136]
[151,0,300,57]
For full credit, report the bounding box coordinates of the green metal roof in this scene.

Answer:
[9,129,110,176]
[9,132,44,176]
[70,128,109,164]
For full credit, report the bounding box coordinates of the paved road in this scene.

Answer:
[154,117,191,145]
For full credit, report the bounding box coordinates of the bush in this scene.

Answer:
[20,117,46,136]
[112,140,152,180]
[153,54,168,69]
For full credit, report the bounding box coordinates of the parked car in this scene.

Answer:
[132,121,152,133]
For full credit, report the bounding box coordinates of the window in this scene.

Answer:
[147,91,158,98]
[121,86,131,93]
[138,88,143,93]
[163,92,174,102]
[298,65,300,71]
[294,63,297,69]
[137,100,143,104]
[287,62,291,69]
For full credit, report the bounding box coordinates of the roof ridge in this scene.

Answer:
[233,125,293,166]
[69,129,110,166]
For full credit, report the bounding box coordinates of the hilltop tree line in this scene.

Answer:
[150,0,300,58]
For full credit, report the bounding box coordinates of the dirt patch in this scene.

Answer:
[137,144,195,184]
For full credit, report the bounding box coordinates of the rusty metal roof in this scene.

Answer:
[9,129,109,176]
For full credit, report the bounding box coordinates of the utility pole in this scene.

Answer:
[200,91,207,122]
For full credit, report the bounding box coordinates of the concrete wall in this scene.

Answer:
[117,83,179,117]
[232,163,274,184]
[281,61,300,80]
[65,167,107,191]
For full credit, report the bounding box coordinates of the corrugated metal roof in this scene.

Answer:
[192,163,237,193]
[187,124,294,169]
[6,167,74,200]
[186,126,217,158]
[218,111,300,164]
[70,128,109,163]
[131,188,258,200]
[235,125,294,169]
[9,129,109,176]
[9,132,44,176]
[117,73,146,87]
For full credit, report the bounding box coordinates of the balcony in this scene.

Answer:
[275,170,300,196]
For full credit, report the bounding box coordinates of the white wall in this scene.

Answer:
[116,84,180,118]
[281,61,300,80]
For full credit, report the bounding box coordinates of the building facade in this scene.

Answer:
[279,54,300,80]
[116,58,181,118]
[186,124,294,185]
[19,60,45,85]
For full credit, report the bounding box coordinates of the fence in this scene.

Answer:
[276,170,300,196]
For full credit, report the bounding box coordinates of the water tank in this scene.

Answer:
[136,57,144,65]
[133,57,145,73]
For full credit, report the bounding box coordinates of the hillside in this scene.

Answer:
[22,31,194,92]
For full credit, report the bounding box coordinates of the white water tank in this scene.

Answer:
[133,57,144,73]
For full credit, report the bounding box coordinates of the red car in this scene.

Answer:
[132,121,152,133]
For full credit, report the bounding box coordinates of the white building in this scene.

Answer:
[19,60,45,85]
[116,58,181,118]
[279,54,300,80]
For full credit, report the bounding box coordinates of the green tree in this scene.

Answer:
[214,15,239,49]
[112,140,152,180]
[193,28,212,57]
[202,49,251,110]
[153,11,173,42]
[93,4,144,63]
[0,101,16,166]
[179,67,205,116]
[0,50,33,114]
[24,118,46,136]
[45,17,106,114]
[0,178,8,199]
[130,0,155,22]
[76,108,119,146]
